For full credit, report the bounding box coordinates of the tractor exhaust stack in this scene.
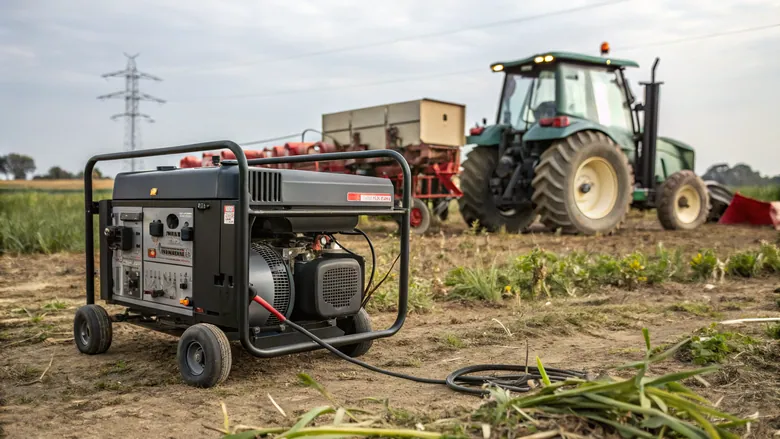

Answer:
[639,57,662,192]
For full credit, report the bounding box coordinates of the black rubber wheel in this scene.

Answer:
[177,323,232,388]
[409,198,432,234]
[457,147,536,233]
[657,170,711,230]
[73,304,113,355]
[704,180,732,223]
[336,309,373,358]
[531,131,634,235]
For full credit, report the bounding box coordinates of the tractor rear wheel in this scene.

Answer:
[657,170,710,230]
[458,147,536,233]
[532,131,634,235]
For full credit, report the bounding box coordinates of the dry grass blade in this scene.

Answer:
[267,394,287,418]
[18,354,53,386]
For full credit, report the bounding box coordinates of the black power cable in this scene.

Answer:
[262,303,586,396]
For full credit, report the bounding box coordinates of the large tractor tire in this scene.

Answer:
[532,131,634,235]
[458,147,536,233]
[657,170,711,230]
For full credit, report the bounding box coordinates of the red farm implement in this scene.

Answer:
[179,99,465,234]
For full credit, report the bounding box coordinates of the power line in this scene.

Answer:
[615,22,780,51]
[98,53,166,172]
[172,0,631,74]
[179,68,482,102]
[240,133,303,146]
[170,21,779,104]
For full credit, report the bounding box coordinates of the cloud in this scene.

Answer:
[0,0,778,179]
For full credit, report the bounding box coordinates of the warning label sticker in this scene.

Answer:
[223,205,235,224]
[347,192,392,203]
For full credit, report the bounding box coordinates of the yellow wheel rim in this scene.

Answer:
[674,184,702,224]
[574,157,619,220]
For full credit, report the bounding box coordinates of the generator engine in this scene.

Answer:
[98,160,392,339]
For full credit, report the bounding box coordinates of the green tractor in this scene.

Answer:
[459,44,732,234]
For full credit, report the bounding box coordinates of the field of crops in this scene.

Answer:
[0,178,114,192]
[1,191,780,438]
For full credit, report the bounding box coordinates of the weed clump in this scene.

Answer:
[765,323,780,340]
[678,324,759,365]
[444,264,505,303]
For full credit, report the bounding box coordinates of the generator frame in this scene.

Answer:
[83,140,411,358]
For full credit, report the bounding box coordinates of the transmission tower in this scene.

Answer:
[98,53,165,172]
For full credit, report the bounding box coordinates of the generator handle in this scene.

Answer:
[83,140,248,306]
[242,149,412,357]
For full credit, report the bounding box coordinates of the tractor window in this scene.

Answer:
[526,70,557,124]
[498,70,555,130]
[498,74,532,128]
[590,69,633,131]
[560,66,591,119]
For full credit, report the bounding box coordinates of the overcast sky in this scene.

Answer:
[1,0,779,178]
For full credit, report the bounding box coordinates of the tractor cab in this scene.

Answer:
[477,49,639,138]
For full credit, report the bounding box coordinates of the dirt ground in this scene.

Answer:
[1,214,779,438]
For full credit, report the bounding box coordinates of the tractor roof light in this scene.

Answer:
[534,56,544,63]
[544,55,554,62]
[492,64,504,72]
[601,42,610,56]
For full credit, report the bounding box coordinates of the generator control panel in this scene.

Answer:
[109,206,194,313]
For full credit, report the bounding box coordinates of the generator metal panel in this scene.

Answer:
[112,166,394,207]
[110,206,143,299]
[142,207,194,266]
[142,261,193,309]
[278,169,393,208]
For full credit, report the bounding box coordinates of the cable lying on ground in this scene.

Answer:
[252,295,586,396]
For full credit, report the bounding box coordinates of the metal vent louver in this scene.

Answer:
[249,170,282,203]
[322,265,360,309]
[250,243,291,324]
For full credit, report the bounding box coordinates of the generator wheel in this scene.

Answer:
[409,198,431,234]
[73,304,113,355]
[458,147,536,233]
[657,170,711,230]
[336,309,373,358]
[177,323,232,388]
[532,131,633,235]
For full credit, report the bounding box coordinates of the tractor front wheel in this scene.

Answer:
[532,131,634,235]
[657,170,710,230]
[457,147,536,233]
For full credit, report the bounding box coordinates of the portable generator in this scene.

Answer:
[75,141,411,388]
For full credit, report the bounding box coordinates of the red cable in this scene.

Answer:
[252,295,287,322]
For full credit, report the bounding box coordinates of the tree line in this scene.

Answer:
[0,153,106,180]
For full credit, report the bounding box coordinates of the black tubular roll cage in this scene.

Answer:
[83,140,411,358]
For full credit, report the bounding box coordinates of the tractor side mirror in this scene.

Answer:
[482,118,487,126]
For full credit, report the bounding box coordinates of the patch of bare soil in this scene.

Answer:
[1,217,778,438]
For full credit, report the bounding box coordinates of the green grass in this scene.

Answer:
[0,191,110,254]
[444,242,780,303]
[735,185,780,202]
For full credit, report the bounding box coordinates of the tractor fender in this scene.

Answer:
[523,119,635,155]
[657,136,696,172]
[465,124,507,146]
